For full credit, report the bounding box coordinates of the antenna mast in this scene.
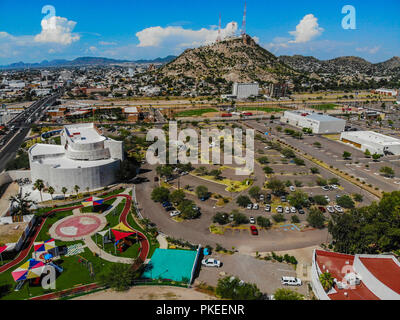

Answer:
[217,13,222,42]
[241,1,247,36]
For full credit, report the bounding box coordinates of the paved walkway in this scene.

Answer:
[84,236,135,264]
[156,234,168,249]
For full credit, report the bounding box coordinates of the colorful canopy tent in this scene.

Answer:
[111,223,136,242]
[11,259,46,282]
[82,197,104,207]
[34,239,56,253]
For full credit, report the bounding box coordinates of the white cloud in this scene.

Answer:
[99,41,117,46]
[289,14,324,44]
[85,46,98,54]
[356,46,381,54]
[34,16,80,45]
[135,22,238,48]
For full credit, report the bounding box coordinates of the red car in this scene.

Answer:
[318,206,326,213]
[250,226,258,235]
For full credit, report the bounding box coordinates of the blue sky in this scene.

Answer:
[0,0,399,64]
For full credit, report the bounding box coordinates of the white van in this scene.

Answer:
[281,276,302,286]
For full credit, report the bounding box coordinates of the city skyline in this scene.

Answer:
[0,0,399,65]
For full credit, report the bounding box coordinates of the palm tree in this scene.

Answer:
[33,179,45,202]
[48,186,55,201]
[74,185,80,195]
[9,192,36,218]
[61,187,68,200]
[319,272,334,292]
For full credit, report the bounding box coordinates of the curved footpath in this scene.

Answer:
[0,194,150,274]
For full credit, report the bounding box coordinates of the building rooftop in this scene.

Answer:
[124,106,139,114]
[342,131,400,145]
[287,110,344,122]
[64,123,105,144]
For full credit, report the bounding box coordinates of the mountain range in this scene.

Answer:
[0,56,177,70]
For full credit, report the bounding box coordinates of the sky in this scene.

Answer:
[0,0,399,65]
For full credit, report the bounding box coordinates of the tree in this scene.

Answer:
[257,156,269,164]
[353,193,363,202]
[61,187,68,199]
[281,148,295,158]
[372,153,382,162]
[195,185,209,199]
[156,165,173,178]
[316,177,327,186]
[336,195,355,209]
[313,195,328,206]
[257,216,271,229]
[364,149,371,158]
[273,288,304,300]
[307,208,326,229]
[216,276,262,300]
[272,213,286,223]
[319,272,334,292]
[170,189,186,205]
[342,151,352,160]
[380,166,395,178]
[310,167,320,174]
[99,264,137,291]
[263,166,274,175]
[48,186,55,201]
[288,190,308,209]
[266,179,286,196]
[178,199,200,219]
[236,195,252,208]
[293,157,305,166]
[248,186,261,200]
[232,211,249,225]
[74,185,80,195]
[9,193,35,217]
[117,158,137,182]
[33,179,45,202]
[213,212,229,225]
[291,215,300,223]
[313,142,322,148]
[151,187,170,203]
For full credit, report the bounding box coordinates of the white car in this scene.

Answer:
[334,205,343,213]
[290,207,296,214]
[324,195,330,203]
[331,184,339,190]
[285,206,290,214]
[327,206,335,213]
[250,217,256,224]
[289,186,295,192]
[281,276,302,286]
[247,203,253,210]
[202,258,221,268]
[276,206,283,213]
[253,203,259,210]
[170,211,181,217]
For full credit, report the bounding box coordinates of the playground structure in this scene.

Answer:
[77,255,95,279]
[95,222,139,255]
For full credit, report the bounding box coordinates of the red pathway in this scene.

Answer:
[0,194,150,274]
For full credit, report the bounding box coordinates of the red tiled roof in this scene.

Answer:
[359,257,400,295]
[315,250,379,300]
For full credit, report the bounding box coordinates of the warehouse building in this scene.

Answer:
[232,82,259,100]
[281,110,346,134]
[340,131,400,155]
[29,123,124,193]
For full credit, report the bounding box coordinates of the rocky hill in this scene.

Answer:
[157,36,296,84]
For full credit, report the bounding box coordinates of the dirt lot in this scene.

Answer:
[75,285,216,300]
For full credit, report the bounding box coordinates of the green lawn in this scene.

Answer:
[175,108,218,117]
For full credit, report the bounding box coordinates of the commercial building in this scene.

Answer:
[268,83,288,98]
[123,106,140,122]
[311,250,400,300]
[340,131,400,155]
[29,123,124,193]
[372,88,398,96]
[232,82,259,99]
[281,110,346,134]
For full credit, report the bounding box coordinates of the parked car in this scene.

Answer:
[253,203,259,210]
[247,203,253,210]
[334,205,343,213]
[165,206,174,212]
[318,206,326,213]
[324,195,331,203]
[170,211,181,217]
[322,186,330,191]
[298,208,305,215]
[276,206,283,213]
[266,194,272,202]
[281,196,287,202]
[281,276,302,286]
[285,206,290,214]
[162,201,171,208]
[250,225,258,235]
[259,194,265,201]
[331,184,339,190]
[229,214,234,221]
[289,186,295,192]
[327,206,335,213]
[202,258,221,268]
[290,207,296,214]
[265,204,271,212]
[250,217,255,224]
